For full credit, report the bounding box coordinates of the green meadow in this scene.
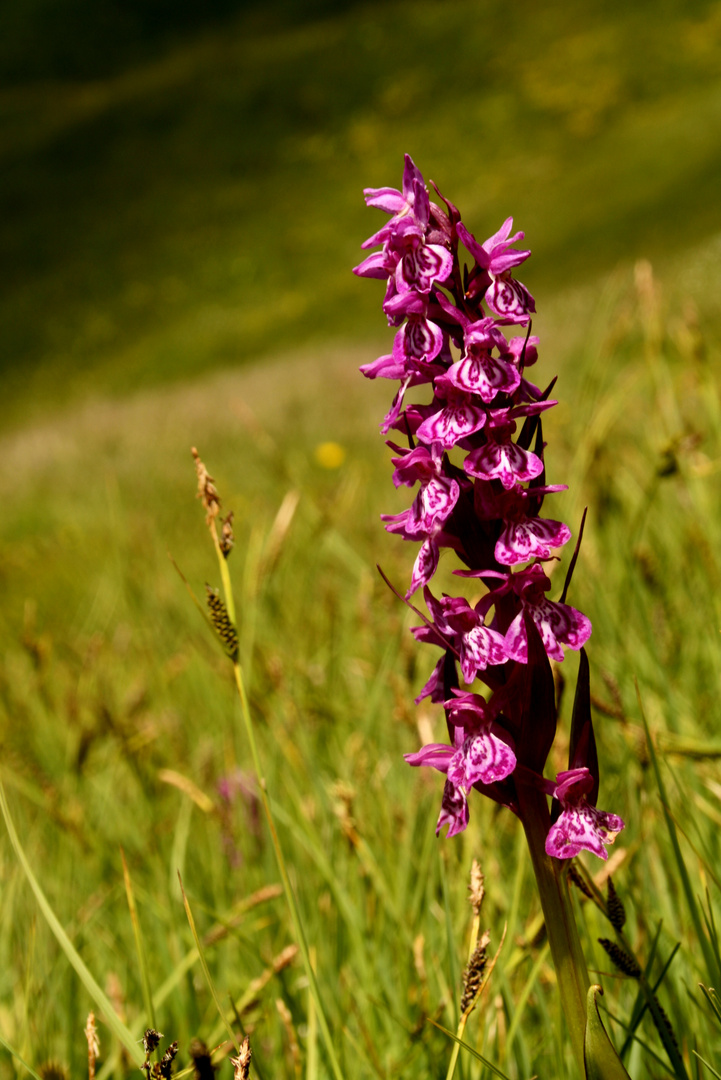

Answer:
[1,1,721,1077]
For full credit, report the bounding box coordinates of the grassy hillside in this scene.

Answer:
[2,0,721,428]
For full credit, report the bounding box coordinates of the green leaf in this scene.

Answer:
[585,985,632,1080]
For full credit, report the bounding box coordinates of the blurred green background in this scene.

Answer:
[2,2,721,1078]
[2,0,721,427]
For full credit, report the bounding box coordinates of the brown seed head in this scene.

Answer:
[192,447,221,523]
[189,1040,217,1080]
[205,585,238,659]
[460,929,490,1014]
[157,1042,178,1080]
[468,859,485,914]
[598,938,641,978]
[606,877,627,930]
[143,1031,163,1055]
[220,511,235,558]
[85,1013,100,1060]
[230,1036,252,1080]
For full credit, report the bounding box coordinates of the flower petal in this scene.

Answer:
[407,538,439,597]
[417,401,487,449]
[495,516,571,566]
[545,805,625,860]
[436,779,469,838]
[404,743,454,771]
[447,733,516,788]
[445,354,520,403]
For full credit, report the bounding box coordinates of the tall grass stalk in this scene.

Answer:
[205,480,345,1080]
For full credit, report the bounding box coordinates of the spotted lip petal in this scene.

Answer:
[504,598,592,663]
[486,275,536,323]
[382,474,459,540]
[407,538,439,597]
[545,805,625,860]
[495,516,572,566]
[444,353,521,403]
[396,243,453,295]
[464,439,544,490]
[416,398,487,449]
[393,316,445,367]
[447,732,517,787]
[458,624,508,682]
[544,767,624,859]
[436,779,469,837]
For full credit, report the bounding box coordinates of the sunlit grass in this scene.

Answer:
[1,255,720,1077]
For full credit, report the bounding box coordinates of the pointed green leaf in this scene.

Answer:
[585,985,632,1080]
[568,648,599,804]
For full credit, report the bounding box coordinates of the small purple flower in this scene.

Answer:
[405,714,516,837]
[474,484,571,566]
[381,443,461,596]
[416,386,488,449]
[444,350,520,403]
[463,416,544,489]
[457,218,535,322]
[502,564,592,663]
[395,242,453,297]
[545,768,625,860]
[388,443,460,534]
[447,731,516,788]
[363,154,429,231]
[485,274,536,324]
[440,595,507,682]
[405,731,515,788]
[392,314,445,370]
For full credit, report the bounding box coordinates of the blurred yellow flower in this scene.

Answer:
[314,442,346,469]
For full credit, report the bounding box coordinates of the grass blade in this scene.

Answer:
[426,1018,514,1080]
[693,1051,721,1080]
[178,872,239,1052]
[120,848,156,1032]
[0,1032,45,1080]
[0,783,144,1067]
[635,682,721,986]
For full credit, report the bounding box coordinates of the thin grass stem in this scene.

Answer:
[207,524,344,1080]
[120,849,156,1033]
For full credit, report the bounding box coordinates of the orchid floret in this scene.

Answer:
[545,768,625,860]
